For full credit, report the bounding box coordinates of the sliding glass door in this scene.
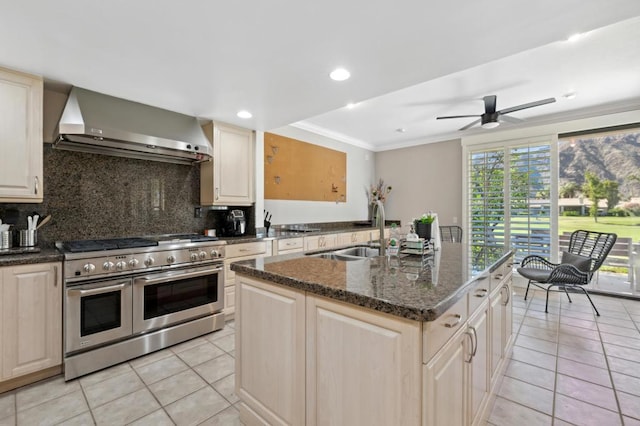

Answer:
[467,137,556,271]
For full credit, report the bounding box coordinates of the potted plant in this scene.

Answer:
[414,213,434,240]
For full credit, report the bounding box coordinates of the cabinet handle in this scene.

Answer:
[494,273,503,280]
[34,176,39,195]
[239,248,250,252]
[215,187,219,200]
[470,326,478,359]
[502,284,511,305]
[54,266,58,287]
[464,327,478,364]
[443,313,462,328]
[474,288,488,298]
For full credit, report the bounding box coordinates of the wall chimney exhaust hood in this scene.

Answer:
[54,87,212,165]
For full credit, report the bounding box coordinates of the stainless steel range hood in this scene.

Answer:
[54,87,212,165]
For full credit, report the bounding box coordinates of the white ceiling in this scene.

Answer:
[2,1,640,151]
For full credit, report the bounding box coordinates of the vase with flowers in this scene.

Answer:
[367,179,392,225]
[414,212,434,240]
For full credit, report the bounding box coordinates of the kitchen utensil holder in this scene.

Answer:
[19,229,37,247]
[0,230,12,249]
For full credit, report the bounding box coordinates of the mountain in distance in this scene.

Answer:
[559,131,640,199]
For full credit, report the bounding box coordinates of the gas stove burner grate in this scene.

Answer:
[63,238,158,253]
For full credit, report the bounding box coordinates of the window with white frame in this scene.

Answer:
[467,137,556,272]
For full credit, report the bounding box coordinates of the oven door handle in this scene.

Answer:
[134,266,223,286]
[67,282,129,297]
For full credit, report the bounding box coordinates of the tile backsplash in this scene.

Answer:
[0,146,253,246]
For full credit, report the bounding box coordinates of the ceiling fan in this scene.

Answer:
[436,95,556,131]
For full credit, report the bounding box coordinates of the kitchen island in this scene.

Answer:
[231,243,514,426]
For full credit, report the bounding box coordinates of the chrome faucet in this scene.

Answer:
[374,200,386,256]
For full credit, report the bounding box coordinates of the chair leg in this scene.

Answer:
[563,286,573,303]
[524,280,532,301]
[577,286,601,317]
[545,286,551,313]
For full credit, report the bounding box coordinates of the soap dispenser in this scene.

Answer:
[406,223,419,242]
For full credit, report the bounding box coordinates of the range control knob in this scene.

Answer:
[190,253,199,262]
[128,258,139,268]
[144,257,155,267]
[116,261,127,271]
[83,263,96,274]
[167,255,176,264]
[210,250,219,258]
[103,261,114,271]
[199,251,207,260]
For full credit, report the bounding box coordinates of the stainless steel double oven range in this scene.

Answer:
[57,235,226,380]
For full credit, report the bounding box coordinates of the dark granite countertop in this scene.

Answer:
[0,248,64,267]
[231,243,513,322]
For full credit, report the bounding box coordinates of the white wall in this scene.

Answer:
[261,126,376,225]
[375,139,462,231]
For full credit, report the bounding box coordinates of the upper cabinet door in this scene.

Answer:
[0,67,43,202]
[200,122,254,206]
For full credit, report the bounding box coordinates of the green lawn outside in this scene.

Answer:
[558,216,640,242]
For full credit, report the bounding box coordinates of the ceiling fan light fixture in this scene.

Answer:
[481,121,500,129]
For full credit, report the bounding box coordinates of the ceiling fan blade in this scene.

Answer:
[459,118,482,131]
[499,115,523,124]
[436,115,480,120]
[498,97,556,115]
[483,95,497,114]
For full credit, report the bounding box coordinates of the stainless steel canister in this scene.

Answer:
[19,229,37,247]
[0,230,12,249]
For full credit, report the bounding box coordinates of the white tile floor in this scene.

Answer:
[0,322,241,426]
[2,287,640,426]
[486,286,640,426]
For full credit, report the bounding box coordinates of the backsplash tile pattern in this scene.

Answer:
[0,146,251,246]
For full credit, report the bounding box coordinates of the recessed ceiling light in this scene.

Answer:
[237,110,252,119]
[346,102,358,109]
[396,128,406,133]
[563,92,577,99]
[329,68,351,81]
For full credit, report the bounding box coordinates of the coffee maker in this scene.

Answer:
[224,210,246,236]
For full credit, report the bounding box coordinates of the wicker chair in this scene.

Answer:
[440,225,463,243]
[517,230,617,316]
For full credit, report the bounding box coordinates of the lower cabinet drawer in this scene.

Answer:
[277,237,304,252]
[226,242,267,258]
[423,296,468,363]
[491,256,514,291]
[468,274,491,315]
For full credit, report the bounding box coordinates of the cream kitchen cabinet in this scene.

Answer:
[467,301,490,426]
[303,234,337,252]
[1,262,62,392]
[200,122,254,206]
[424,327,467,426]
[336,230,374,246]
[0,67,43,203]
[424,296,491,426]
[489,261,514,385]
[235,275,421,426]
[224,241,270,318]
[235,275,306,425]
[273,237,304,255]
[306,294,421,425]
[234,251,514,426]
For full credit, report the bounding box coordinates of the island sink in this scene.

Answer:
[308,245,380,261]
[334,246,379,257]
